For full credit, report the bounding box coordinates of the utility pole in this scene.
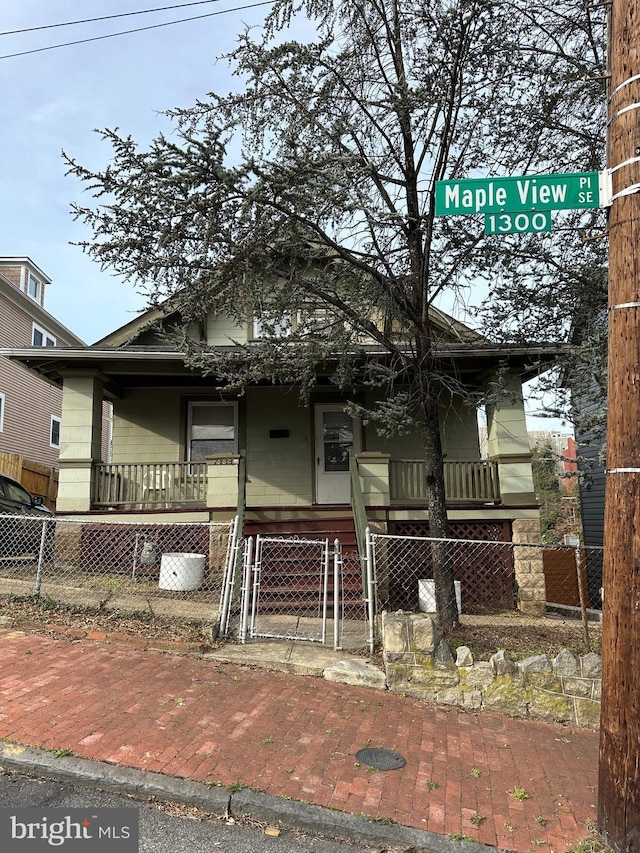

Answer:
[598,0,640,848]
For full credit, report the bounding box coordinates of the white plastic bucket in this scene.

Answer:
[418,579,462,615]
[159,553,205,591]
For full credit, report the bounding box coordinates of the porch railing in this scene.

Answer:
[92,458,500,509]
[389,459,501,503]
[92,462,207,508]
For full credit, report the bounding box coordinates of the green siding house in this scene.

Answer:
[4,299,558,558]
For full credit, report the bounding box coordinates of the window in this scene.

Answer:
[28,274,41,302]
[32,323,56,347]
[50,415,61,449]
[0,392,4,431]
[252,311,292,339]
[187,402,237,462]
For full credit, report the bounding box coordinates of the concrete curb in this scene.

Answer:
[0,742,501,853]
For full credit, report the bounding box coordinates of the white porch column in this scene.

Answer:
[56,371,105,512]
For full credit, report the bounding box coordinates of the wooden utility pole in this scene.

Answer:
[598,0,640,848]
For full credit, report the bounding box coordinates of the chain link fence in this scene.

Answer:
[0,512,603,651]
[368,532,603,647]
[0,512,234,622]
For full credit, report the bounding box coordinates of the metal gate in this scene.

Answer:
[218,533,371,650]
[239,535,331,643]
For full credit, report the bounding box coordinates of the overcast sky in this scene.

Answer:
[0,0,569,432]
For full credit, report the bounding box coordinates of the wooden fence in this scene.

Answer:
[0,453,58,510]
[542,546,591,608]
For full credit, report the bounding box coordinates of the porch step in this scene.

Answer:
[243,515,363,612]
[243,515,358,550]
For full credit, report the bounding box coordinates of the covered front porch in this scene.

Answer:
[4,347,540,522]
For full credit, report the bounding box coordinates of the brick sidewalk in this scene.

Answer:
[0,629,598,850]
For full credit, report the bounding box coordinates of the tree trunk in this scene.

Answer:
[420,390,459,630]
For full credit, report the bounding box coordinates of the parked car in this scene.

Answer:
[0,472,54,559]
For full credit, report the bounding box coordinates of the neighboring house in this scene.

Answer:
[529,430,582,542]
[0,257,86,469]
[3,296,561,612]
[574,407,606,608]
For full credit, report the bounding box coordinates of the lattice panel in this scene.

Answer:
[388,520,511,541]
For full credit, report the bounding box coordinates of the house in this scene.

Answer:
[574,410,605,609]
[528,430,582,543]
[0,257,86,469]
[3,297,562,614]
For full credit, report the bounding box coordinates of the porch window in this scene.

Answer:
[188,402,237,462]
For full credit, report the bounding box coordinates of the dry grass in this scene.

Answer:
[1,593,601,663]
[0,593,216,645]
[444,613,601,661]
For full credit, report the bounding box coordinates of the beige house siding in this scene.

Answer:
[0,355,62,468]
[0,260,86,470]
[439,396,482,458]
[206,312,248,345]
[245,388,313,506]
[362,391,481,460]
[111,388,183,463]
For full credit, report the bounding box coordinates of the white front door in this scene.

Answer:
[314,405,361,504]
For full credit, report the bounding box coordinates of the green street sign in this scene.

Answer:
[435,171,602,216]
[484,210,552,235]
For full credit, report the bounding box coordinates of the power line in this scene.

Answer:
[0,1,275,60]
[0,1,227,37]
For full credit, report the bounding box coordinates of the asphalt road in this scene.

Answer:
[0,769,383,853]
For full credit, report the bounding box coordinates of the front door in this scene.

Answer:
[314,405,361,504]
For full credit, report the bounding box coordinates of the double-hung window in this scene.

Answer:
[187,402,237,462]
[32,323,56,347]
[50,415,61,449]
[28,274,42,303]
[252,311,292,339]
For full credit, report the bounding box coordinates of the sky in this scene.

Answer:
[1,0,280,343]
[0,0,570,433]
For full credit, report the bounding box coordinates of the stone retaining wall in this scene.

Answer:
[381,611,601,728]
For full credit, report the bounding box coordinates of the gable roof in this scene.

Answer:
[1,281,566,393]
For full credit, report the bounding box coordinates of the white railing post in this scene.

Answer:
[34,517,50,597]
[334,539,341,650]
[218,516,239,637]
[239,536,254,644]
[365,526,376,654]
[321,540,329,646]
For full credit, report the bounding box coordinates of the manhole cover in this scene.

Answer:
[355,748,406,771]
